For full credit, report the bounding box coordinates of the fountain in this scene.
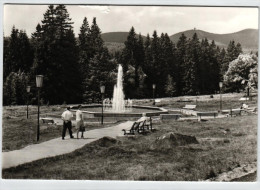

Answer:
[70,64,168,119]
[112,64,125,112]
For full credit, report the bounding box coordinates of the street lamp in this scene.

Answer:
[152,84,156,105]
[100,85,105,125]
[36,75,43,141]
[26,86,31,119]
[219,82,223,113]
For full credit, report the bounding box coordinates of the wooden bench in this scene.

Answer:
[41,118,56,125]
[160,114,181,120]
[122,118,154,135]
[183,105,196,110]
[197,111,218,121]
[226,109,242,117]
[122,121,143,135]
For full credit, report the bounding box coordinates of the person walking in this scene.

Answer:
[61,106,74,140]
[76,105,85,139]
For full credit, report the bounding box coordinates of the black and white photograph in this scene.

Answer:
[1,2,259,183]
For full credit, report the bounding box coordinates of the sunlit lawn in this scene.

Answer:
[3,114,257,181]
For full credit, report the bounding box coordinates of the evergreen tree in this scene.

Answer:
[32,5,82,104]
[3,37,10,79]
[78,17,91,101]
[18,30,34,73]
[120,27,146,98]
[183,33,200,95]
[135,34,145,88]
[80,17,115,102]
[175,33,187,95]
[165,75,176,97]
[4,27,33,79]
[3,71,29,105]
[89,17,104,56]
[208,40,220,93]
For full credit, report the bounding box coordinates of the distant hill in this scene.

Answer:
[170,29,258,51]
[102,29,258,53]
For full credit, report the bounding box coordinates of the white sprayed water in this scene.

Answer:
[112,64,125,112]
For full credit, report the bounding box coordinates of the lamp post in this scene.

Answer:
[100,85,105,125]
[36,75,43,141]
[152,84,156,105]
[219,82,223,113]
[26,86,31,119]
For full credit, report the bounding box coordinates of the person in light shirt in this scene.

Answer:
[137,113,149,122]
[61,106,74,140]
[76,105,85,139]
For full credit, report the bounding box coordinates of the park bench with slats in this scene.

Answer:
[222,109,243,117]
[122,117,154,135]
[183,105,196,110]
[122,121,143,135]
[197,111,218,121]
[160,114,181,120]
[41,118,56,125]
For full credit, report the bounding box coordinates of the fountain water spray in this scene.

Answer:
[112,64,125,112]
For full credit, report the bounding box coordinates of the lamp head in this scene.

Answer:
[36,75,43,88]
[100,85,105,94]
[219,82,223,88]
[26,86,31,93]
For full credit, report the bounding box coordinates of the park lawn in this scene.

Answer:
[138,93,257,111]
[2,106,121,152]
[2,114,257,181]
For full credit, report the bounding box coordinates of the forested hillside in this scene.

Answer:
[3,5,258,105]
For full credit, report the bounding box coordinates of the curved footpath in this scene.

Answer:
[2,121,134,169]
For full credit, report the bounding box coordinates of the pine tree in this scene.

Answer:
[135,33,144,88]
[208,40,220,93]
[18,30,34,73]
[78,17,91,101]
[165,75,176,97]
[3,37,10,79]
[3,71,29,105]
[175,33,187,95]
[89,17,104,56]
[183,33,200,95]
[4,27,33,82]
[32,5,82,104]
[81,17,115,102]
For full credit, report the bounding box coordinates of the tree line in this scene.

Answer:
[118,27,244,98]
[3,5,256,105]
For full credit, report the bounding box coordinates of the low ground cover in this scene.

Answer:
[2,105,119,151]
[137,93,257,111]
[3,114,257,181]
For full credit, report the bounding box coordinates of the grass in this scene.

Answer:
[2,105,121,151]
[137,93,257,112]
[2,114,257,181]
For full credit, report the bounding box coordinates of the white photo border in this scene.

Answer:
[0,0,259,190]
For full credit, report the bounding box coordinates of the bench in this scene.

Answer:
[183,105,196,110]
[122,118,154,135]
[122,121,143,135]
[41,118,56,125]
[197,111,218,121]
[228,109,242,117]
[160,114,181,120]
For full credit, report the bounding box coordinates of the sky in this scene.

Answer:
[3,5,259,37]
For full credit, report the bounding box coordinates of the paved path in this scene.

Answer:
[2,121,134,169]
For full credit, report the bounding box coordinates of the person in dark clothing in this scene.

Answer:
[61,106,74,140]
